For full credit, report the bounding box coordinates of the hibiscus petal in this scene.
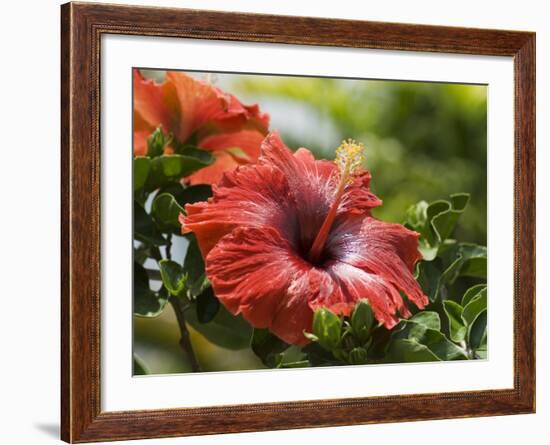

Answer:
[206,226,316,345]
[328,216,428,312]
[133,130,149,157]
[320,261,408,329]
[181,163,297,257]
[133,70,176,136]
[340,172,383,214]
[187,130,266,185]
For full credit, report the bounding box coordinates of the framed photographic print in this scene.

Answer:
[61,2,535,442]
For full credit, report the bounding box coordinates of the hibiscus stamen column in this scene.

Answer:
[308,139,365,264]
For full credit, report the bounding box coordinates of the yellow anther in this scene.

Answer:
[335,139,365,185]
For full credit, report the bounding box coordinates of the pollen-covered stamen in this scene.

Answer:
[309,139,365,264]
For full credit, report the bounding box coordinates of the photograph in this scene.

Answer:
[132,68,488,375]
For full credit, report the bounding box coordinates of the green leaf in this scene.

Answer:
[183,234,206,297]
[134,262,169,317]
[134,201,166,246]
[158,260,186,296]
[462,287,487,326]
[458,243,487,279]
[443,300,467,343]
[469,311,487,351]
[196,286,220,323]
[251,328,289,368]
[390,312,437,343]
[351,300,374,344]
[388,311,468,362]
[133,353,150,375]
[414,329,468,360]
[417,242,487,302]
[405,193,470,261]
[145,152,214,191]
[151,193,185,233]
[179,184,213,205]
[311,308,342,351]
[402,311,442,332]
[134,157,151,191]
[157,183,213,207]
[462,284,487,307]
[185,304,253,350]
[388,339,441,362]
[430,193,470,244]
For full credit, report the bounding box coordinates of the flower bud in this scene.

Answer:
[312,308,342,351]
[349,347,368,365]
[351,299,374,345]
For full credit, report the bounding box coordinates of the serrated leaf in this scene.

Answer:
[151,193,185,233]
[158,259,186,296]
[443,300,467,343]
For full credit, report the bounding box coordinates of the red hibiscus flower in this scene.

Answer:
[133,69,270,184]
[180,132,428,345]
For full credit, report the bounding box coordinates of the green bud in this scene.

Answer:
[147,127,166,157]
[348,347,368,365]
[351,299,374,345]
[312,308,342,351]
[333,349,349,362]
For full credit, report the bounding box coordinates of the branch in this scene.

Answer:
[170,298,201,372]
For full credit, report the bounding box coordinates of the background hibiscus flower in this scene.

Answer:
[133,69,270,184]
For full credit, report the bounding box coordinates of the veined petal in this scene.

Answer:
[187,130,266,185]
[206,226,315,345]
[167,72,270,142]
[320,261,409,329]
[340,172,383,214]
[328,216,428,311]
[181,163,296,257]
[133,130,149,157]
[133,70,176,136]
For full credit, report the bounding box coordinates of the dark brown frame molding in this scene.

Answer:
[61,2,536,442]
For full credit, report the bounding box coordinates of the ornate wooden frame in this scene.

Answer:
[61,2,536,442]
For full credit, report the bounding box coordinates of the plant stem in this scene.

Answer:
[165,235,172,260]
[170,298,201,372]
